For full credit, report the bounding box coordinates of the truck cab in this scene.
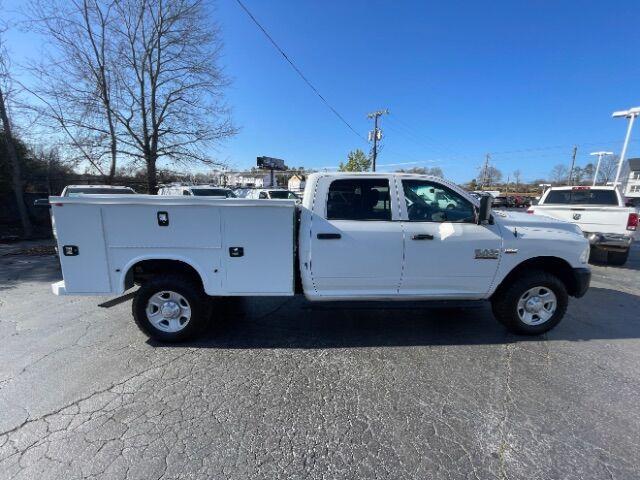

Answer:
[298,173,589,302]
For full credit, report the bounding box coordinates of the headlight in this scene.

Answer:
[579,245,590,264]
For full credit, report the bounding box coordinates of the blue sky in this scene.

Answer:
[3,0,640,183]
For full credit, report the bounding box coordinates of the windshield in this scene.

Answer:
[269,190,299,199]
[191,188,236,197]
[66,188,134,196]
[544,189,618,205]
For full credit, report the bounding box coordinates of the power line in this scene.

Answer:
[234,0,366,142]
[489,138,639,157]
[385,116,465,160]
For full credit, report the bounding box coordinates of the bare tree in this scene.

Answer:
[0,17,33,237]
[550,164,568,185]
[512,169,521,189]
[396,166,444,177]
[111,0,236,193]
[26,0,120,182]
[572,166,585,185]
[582,163,595,185]
[479,165,502,186]
[598,155,619,184]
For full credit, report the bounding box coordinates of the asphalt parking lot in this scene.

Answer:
[0,242,639,479]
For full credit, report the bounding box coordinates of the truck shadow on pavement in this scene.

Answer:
[148,286,640,349]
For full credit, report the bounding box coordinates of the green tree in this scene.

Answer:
[339,149,371,172]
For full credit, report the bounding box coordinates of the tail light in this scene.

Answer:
[627,213,638,231]
[526,208,534,214]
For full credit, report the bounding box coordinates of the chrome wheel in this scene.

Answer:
[517,286,557,325]
[146,291,192,333]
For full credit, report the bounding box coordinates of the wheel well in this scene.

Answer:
[492,256,579,298]
[125,259,204,291]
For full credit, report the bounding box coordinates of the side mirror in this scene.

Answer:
[477,195,492,225]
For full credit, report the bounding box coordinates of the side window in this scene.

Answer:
[402,180,474,223]
[326,179,391,221]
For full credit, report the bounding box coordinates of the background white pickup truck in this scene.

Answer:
[528,186,638,265]
[50,173,591,342]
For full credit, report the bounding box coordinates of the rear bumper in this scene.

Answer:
[571,267,591,298]
[584,232,633,251]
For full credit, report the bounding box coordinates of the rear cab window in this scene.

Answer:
[544,189,619,205]
[326,179,392,221]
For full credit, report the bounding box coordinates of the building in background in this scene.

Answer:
[287,174,306,193]
[624,158,640,198]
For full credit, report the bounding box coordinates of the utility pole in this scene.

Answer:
[568,146,578,185]
[367,109,389,171]
[481,154,490,188]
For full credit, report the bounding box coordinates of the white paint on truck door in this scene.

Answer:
[399,178,502,298]
[309,177,403,298]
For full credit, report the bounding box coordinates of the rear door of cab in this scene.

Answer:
[308,176,404,298]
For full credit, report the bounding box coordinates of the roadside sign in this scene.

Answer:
[257,156,287,171]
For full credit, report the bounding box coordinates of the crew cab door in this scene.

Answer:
[308,177,403,297]
[399,178,502,298]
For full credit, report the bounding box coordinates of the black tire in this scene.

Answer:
[607,249,629,266]
[132,273,210,342]
[491,270,568,335]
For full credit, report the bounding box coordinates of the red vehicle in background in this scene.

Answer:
[513,195,532,208]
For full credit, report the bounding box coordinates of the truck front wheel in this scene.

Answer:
[132,274,209,342]
[491,271,568,335]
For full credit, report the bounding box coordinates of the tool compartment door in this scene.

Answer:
[52,204,112,294]
[222,204,294,295]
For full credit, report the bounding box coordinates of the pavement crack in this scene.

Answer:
[498,342,515,480]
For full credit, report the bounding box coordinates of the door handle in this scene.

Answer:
[412,234,434,240]
[317,233,341,240]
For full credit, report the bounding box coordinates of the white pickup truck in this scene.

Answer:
[50,173,591,342]
[528,186,638,265]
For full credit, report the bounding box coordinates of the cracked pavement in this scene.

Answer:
[0,243,639,479]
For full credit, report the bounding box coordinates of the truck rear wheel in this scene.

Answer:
[607,249,629,266]
[132,274,209,342]
[491,271,568,335]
